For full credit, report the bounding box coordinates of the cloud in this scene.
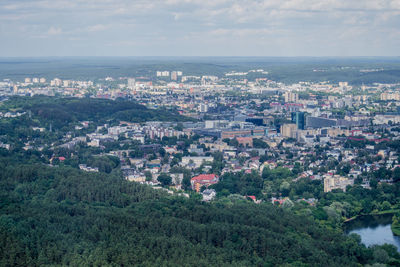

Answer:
[209,28,276,37]
[47,26,62,35]
[86,24,109,32]
[0,0,399,56]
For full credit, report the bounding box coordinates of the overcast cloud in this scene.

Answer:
[0,0,399,56]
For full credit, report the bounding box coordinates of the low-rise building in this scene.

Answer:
[191,174,219,192]
[181,156,213,168]
[324,175,353,192]
[236,137,253,147]
[202,189,216,201]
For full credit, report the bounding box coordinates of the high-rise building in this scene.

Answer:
[24,78,31,83]
[284,91,298,103]
[380,92,400,101]
[50,78,62,87]
[361,84,366,91]
[39,78,46,83]
[291,112,306,130]
[306,116,337,128]
[156,71,170,77]
[199,103,208,113]
[280,124,297,138]
[127,78,136,89]
[171,71,178,81]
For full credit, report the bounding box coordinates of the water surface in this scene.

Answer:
[345,214,400,251]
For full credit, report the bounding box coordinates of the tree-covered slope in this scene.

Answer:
[0,153,376,267]
[1,96,190,129]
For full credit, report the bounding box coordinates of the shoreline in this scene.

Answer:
[343,209,400,236]
[391,224,400,236]
[343,209,400,223]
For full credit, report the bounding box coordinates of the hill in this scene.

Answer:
[0,153,377,266]
[1,96,191,129]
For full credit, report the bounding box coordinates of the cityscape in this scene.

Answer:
[2,57,400,265]
[2,65,400,197]
[1,0,400,266]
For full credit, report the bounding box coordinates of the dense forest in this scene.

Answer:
[1,96,190,129]
[0,151,394,266]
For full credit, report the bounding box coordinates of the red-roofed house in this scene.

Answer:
[191,174,219,192]
[247,196,256,201]
[247,195,261,204]
[236,137,253,147]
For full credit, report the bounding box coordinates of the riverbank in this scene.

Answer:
[392,213,400,236]
[391,223,400,236]
[343,209,400,237]
[344,209,400,223]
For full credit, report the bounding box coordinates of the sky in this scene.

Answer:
[0,0,399,57]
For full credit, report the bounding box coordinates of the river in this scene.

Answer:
[345,214,400,252]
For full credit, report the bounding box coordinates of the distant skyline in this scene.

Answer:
[1,0,399,57]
